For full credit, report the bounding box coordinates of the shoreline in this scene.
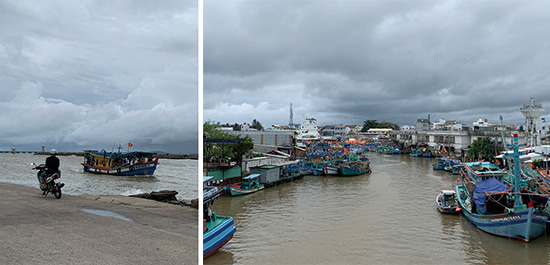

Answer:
[2,151,198,160]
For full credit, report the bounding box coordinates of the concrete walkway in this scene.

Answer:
[0,182,197,264]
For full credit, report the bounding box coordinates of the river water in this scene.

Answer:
[206,153,550,264]
[0,153,197,201]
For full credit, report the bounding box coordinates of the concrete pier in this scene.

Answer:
[0,182,197,264]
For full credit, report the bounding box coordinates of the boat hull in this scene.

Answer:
[204,216,237,258]
[324,165,340,175]
[456,185,548,242]
[82,162,158,176]
[340,167,370,176]
[229,184,265,196]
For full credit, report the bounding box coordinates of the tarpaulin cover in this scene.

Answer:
[473,178,512,214]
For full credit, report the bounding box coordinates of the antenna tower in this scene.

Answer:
[289,103,294,127]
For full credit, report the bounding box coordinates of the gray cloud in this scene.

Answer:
[205,0,550,128]
[0,0,197,153]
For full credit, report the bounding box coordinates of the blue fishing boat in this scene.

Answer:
[432,158,448,170]
[339,160,371,176]
[229,174,265,196]
[411,147,432,157]
[203,176,236,259]
[81,150,159,176]
[455,132,549,242]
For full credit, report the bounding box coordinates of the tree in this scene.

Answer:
[467,137,501,161]
[361,120,400,131]
[250,119,264,130]
[203,121,254,162]
[379,121,400,130]
[361,120,379,132]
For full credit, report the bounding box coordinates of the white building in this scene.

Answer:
[298,118,320,140]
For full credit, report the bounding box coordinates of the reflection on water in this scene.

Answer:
[0,153,197,200]
[207,153,550,264]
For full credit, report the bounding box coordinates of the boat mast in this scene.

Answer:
[499,115,511,167]
[510,133,523,208]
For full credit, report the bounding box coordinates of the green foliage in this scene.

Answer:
[361,120,400,131]
[467,137,501,161]
[250,119,264,130]
[203,121,254,162]
[220,122,242,131]
[532,159,544,168]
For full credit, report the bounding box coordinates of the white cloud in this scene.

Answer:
[0,1,197,152]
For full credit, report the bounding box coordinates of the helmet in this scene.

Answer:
[50,149,57,155]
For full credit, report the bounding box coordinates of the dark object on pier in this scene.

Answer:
[130,190,178,202]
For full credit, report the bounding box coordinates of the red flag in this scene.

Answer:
[128,143,133,147]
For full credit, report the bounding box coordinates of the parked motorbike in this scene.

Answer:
[32,163,64,199]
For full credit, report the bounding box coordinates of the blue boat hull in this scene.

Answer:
[83,162,158,176]
[204,216,237,258]
[456,185,548,242]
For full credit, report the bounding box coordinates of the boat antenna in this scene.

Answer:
[499,115,512,168]
[509,132,523,208]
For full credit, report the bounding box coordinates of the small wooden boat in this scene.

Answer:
[229,174,265,196]
[436,190,460,214]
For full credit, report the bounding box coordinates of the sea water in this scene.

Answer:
[0,153,197,201]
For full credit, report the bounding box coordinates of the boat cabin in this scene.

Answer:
[83,150,158,168]
[440,190,456,207]
[240,174,261,190]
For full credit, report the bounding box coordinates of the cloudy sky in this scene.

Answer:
[0,1,197,153]
[204,0,550,129]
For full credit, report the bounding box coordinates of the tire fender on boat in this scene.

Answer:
[117,168,121,173]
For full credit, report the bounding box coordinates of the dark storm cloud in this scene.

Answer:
[205,0,550,128]
[0,0,197,153]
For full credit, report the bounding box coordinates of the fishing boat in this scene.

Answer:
[411,147,432,157]
[339,160,371,176]
[436,190,459,214]
[229,174,265,196]
[324,164,341,175]
[81,149,159,176]
[455,132,549,242]
[462,161,506,181]
[204,176,236,259]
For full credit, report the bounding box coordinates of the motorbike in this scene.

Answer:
[32,163,64,199]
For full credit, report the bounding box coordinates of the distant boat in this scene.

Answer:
[229,174,265,196]
[411,147,431,157]
[81,150,159,176]
[324,164,341,175]
[204,176,236,259]
[436,190,459,214]
[339,160,371,176]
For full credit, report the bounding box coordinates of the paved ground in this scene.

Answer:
[0,182,198,264]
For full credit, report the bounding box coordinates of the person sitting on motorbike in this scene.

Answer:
[39,149,60,190]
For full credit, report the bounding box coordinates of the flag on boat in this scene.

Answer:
[128,143,133,147]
